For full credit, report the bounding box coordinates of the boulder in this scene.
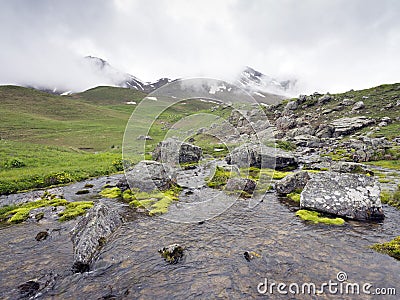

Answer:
[285,100,298,110]
[153,138,202,164]
[159,244,184,264]
[300,172,384,221]
[126,160,177,192]
[275,115,297,131]
[225,177,256,194]
[330,116,375,137]
[352,101,365,110]
[342,98,355,106]
[70,202,123,271]
[226,143,297,171]
[318,94,332,105]
[275,171,310,195]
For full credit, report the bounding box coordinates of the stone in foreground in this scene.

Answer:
[153,138,202,164]
[300,172,384,221]
[70,202,123,272]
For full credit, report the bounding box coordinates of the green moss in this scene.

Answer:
[99,187,122,198]
[371,236,400,260]
[287,191,301,202]
[207,166,234,189]
[378,178,391,183]
[58,201,94,221]
[240,167,292,181]
[126,185,182,215]
[296,209,345,225]
[1,192,93,223]
[275,140,297,151]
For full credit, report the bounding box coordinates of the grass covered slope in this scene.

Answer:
[0,85,146,194]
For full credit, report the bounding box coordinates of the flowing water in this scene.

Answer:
[0,174,399,299]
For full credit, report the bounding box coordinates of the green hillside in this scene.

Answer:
[0,85,146,194]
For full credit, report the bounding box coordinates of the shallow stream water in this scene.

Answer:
[0,173,399,299]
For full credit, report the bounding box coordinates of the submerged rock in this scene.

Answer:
[275,171,310,195]
[18,281,40,298]
[158,244,184,264]
[300,172,384,221]
[226,143,297,171]
[70,202,123,272]
[35,231,49,241]
[153,138,202,164]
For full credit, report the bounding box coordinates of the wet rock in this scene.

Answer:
[225,177,256,194]
[18,281,40,298]
[125,160,177,192]
[153,138,202,164]
[158,244,184,264]
[352,101,365,110]
[275,171,310,195]
[70,202,123,271]
[226,143,297,171]
[35,231,49,241]
[243,251,261,262]
[300,172,384,221]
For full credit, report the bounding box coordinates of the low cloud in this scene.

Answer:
[0,0,399,94]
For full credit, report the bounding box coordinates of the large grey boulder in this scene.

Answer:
[153,138,202,164]
[300,172,384,221]
[126,160,177,192]
[226,143,297,171]
[275,171,310,195]
[70,202,123,272]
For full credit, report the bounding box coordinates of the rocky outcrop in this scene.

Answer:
[125,160,177,192]
[275,171,310,195]
[153,138,202,164]
[70,202,123,272]
[300,172,384,221]
[226,143,298,171]
[330,116,375,137]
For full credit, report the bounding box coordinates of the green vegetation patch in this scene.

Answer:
[240,167,292,181]
[371,236,400,260]
[207,166,235,189]
[0,191,93,223]
[380,185,400,209]
[296,209,345,225]
[366,159,400,171]
[287,190,302,202]
[100,185,182,216]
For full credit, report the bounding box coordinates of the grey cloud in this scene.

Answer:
[0,0,399,94]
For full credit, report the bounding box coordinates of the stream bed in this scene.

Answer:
[0,173,399,299]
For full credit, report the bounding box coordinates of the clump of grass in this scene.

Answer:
[99,187,122,199]
[371,236,400,260]
[296,209,345,225]
[366,159,400,171]
[380,185,400,209]
[240,167,291,181]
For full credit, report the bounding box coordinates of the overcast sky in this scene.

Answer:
[0,0,399,94]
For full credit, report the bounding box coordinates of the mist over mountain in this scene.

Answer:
[19,56,297,98]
